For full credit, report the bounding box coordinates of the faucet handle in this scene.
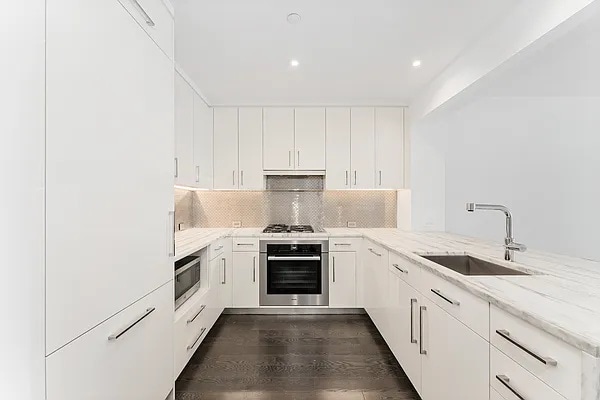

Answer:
[506,242,527,252]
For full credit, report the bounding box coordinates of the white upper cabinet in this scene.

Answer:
[326,108,352,189]
[175,73,195,186]
[263,107,295,170]
[193,94,213,189]
[213,107,239,189]
[295,108,326,170]
[238,108,264,189]
[350,107,376,189]
[46,0,174,354]
[375,107,404,188]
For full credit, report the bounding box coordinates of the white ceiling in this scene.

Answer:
[174,0,521,106]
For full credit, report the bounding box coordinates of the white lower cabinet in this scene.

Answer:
[420,296,490,400]
[329,252,356,308]
[46,282,174,400]
[363,241,389,334]
[232,252,260,307]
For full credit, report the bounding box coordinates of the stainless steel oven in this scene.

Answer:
[259,240,329,306]
[175,255,201,310]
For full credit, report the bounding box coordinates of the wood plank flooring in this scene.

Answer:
[175,314,420,400]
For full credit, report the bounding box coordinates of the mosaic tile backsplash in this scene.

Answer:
[175,186,404,229]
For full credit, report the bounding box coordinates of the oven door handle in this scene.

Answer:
[267,256,321,261]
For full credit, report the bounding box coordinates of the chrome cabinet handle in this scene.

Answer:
[214,245,223,251]
[393,264,408,274]
[345,170,349,186]
[221,258,226,284]
[332,256,336,283]
[168,211,175,257]
[496,375,526,400]
[297,150,300,166]
[496,330,558,366]
[174,157,179,178]
[232,170,235,186]
[430,289,460,306]
[419,306,427,354]
[354,170,357,185]
[288,150,292,167]
[240,170,244,186]
[195,166,200,183]
[410,298,417,344]
[368,248,382,257]
[187,327,207,351]
[236,243,254,247]
[108,307,155,341]
[187,305,206,324]
[253,256,256,282]
[379,170,382,186]
[130,0,155,26]
[334,243,351,247]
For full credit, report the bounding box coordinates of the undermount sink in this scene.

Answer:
[420,255,529,276]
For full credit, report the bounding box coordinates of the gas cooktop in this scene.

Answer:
[262,224,315,234]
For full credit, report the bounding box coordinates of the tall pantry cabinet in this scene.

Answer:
[7,0,177,399]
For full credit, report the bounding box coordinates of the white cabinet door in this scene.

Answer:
[326,108,351,189]
[46,0,174,354]
[263,107,295,170]
[193,94,213,189]
[213,107,239,189]
[375,107,404,189]
[232,252,259,307]
[364,242,388,333]
[388,274,422,394]
[350,107,375,189]
[218,251,233,308]
[295,107,326,170]
[329,252,356,308]
[238,108,263,189]
[209,256,225,316]
[421,297,489,400]
[46,282,174,400]
[175,73,195,186]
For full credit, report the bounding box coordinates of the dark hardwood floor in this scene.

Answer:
[175,314,420,400]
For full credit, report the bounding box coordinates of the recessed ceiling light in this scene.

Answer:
[412,60,422,68]
[287,13,301,24]
[290,59,299,67]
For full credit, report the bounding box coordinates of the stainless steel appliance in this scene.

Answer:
[259,239,329,306]
[175,255,201,310]
[262,224,316,233]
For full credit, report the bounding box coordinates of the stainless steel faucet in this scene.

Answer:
[466,203,527,261]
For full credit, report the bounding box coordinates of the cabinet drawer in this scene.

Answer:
[490,306,581,400]
[389,251,420,289]
[118,0,174,58]
[233,237,259,252]
[329,237,361,252]
[209,238,226,260]
[174,290,212,378]
[47,282,173,400]
[491,346,567,400]
[420,268,489,339]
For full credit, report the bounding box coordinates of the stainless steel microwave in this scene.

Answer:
[175,255,201,310]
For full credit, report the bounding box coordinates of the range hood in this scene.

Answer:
[265,175,324,192]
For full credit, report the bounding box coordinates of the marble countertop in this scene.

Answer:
[175,227,600,356]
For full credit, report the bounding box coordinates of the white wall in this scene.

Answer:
[444,97,600,260]
[0,2,46,399]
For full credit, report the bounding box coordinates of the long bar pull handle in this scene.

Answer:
[253,256,256,282]
[240,170,244,187]
[108,307,155,340]
[221,258,226,284]
[379,170,382,186]
[430,289,460,306]
[419,306,427,354]
[393,264,408,274]
[410,298,417,344]
[496,375,526,400]
[354,171,357,185]
[130,0,156,26]
[187,328,207,351]
[174,157,179,178]
[195,166,200,183]
[297,150,300,167]
[168,211,175,257]
[496,330,558,366]
[367,248,382,257]
[345,170,349,186]
[232,170,236,186]
[187,305,206,324]
[289,151,292,167]
[332,256,336,283]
